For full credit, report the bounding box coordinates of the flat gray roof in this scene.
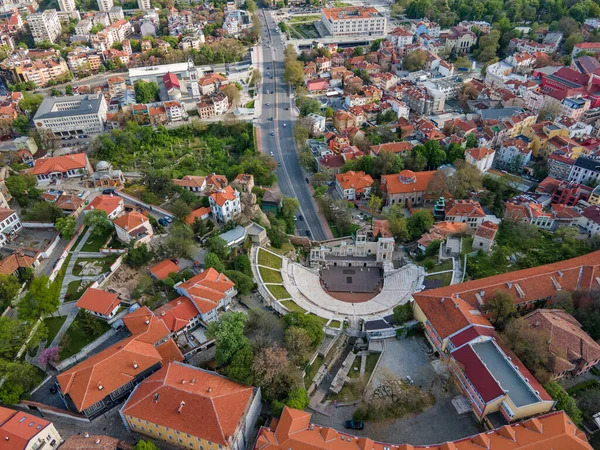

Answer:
[34,94,104,120]
[219,225,247,246]
[472,341,538,408]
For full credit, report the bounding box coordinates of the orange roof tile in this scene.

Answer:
[154,297,199,333]
[0,251,37,276]
[444,199,485,218]
[85,195,122,215]
[370,142,413,155]
[185,207,212,225]
[381,170,436,195]
[209,185,237,207]
[75,288,120,316]
[466,147,495,161]
[0,407,51,450]
[335,171,374,192]
[32,153,88,175]
[123,362,254,445]
[149,259,180,280]
[178,268,235,313]
[113,211,149,231]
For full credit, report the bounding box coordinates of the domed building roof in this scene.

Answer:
[96,161,110,171]
[399,170,417,184]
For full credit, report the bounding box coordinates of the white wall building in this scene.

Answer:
[28,10,61,44]
[209,186,241,223]
[33,94,108,137]
[465,147,495,173]
[97,0,113,12]
[58,0,76,12]
[320,6,387,37]
[0,207,21,249]
[137,0,151,9]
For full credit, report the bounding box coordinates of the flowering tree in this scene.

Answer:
[39,347,59,366]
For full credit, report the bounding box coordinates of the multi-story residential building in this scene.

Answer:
[589,184,600,205]
[109,6,124,22]
[380,170,436,206]
[198,73,227,96]
[504,201,555,229]
[32,153,93,184]
[67,47,102,75]
[443,199,486,229]
[57,307,184,419]
[473,220,498,252]
[57,0,75,12]
[543,94,590,122]
[522,121,571,158]
[548,153,575,180]
[175,268,237,322]
[164,100,186,122]
[113,211,153,246]
[0,49,70,87]
[0,406,63,449]
[521,309,600,379]
[388,26,412,49]
[91,19,132,51]
[137,0,150,9]
[568,155,600,185]
[403,86,436,115]
[28,10,61,44]
[413,20,440,37]
[580,205,600,235]
[84,194,124,219]
[0,207,21,249]
[572,41,600,58]
[256,408,593,450]
[172,174,227,194]
[107,76,126,97]
[495,138,532,172]
[75,19,92,35]
[97,0,113,12]
[209,186,241,223]
[75,288,121,320]
[550,180,592,205]
[33,94,108,137]
[179,35,205,51]
[121,362,261,450]
[335,171,373,200]
[465,147,495,173]
[320,7,387,37]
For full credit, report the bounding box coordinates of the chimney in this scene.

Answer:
[133,361,138,369]
[145,319,150,325]
[95,439,101,444]
[207,387,212,393]
[177,401,185,414]
[190,378,197,385]
[84,433,90,438]
[98,383,103,391]
[181,379,186,384]
[154,393,159,403]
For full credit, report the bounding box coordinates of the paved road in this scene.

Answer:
[257,10,328,241]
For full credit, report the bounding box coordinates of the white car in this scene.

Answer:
[283,123,287,127]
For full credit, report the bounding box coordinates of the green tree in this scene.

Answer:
[133,441,161,450]
[402,49,427,71]
[501,319,552,383]
[224,270,254,295]
[18,276,59,322]
[12,115,30,134]
[281,197,300,218]
[65,84,73,95]
[161,223,196,259]
[207,236,229,259]
[0,361,41,404]
[474,30,500,63]
[283,312,324,348]
[465,133,478,148]
[393,302,412,325]
[5,174,40,206]
[544,381,583,425]
[233,253,252,277]
[24,201,63,223]
[83,209,113,237]
[170,199,192,221]
[407,211,434,240]
[124,243,153,268]
[55,216,76,239]
[225,346,254,384]
[487,290,515,326]
[206,311,250,366]
[0,317,30,359]
[0,274,20,310]
[286,387,309,410]
[284,326,313,365]
[204,252,225,273]
[134,80,160,103]
[564,33,584,53]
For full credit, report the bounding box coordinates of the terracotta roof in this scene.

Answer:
[335,171,374,192]
[0,406,51,450]
[57,306,183,413]
[75,288,120,316]
[173,175,206,189]
[177,268,235,314]
[432,221,468,235]
[373,220,392,238]
[56,194,85,211]
[85,195,122,215]
[0,250,37,276]
[149,259,180,280]
[381,170,436,195]
[154,297,199,333]
[521,309,600,375]
[122,362,254,445]
[0,206,16,222]
[466,147,494,161]
[474,221,498,240]
[113,211,149,232]
[185,207,212,225]
[551,204,582,219]
[321,6,379,21]
[370,142,412,155]
[32,153,88,175]
[444,199,485,218]
[209,185,237,207]
[255,408,592,450]
[413,250,600,313]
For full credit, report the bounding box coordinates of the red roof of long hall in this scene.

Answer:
[451,344,504,402]
[122,362,254,445]
[154,297,199,333]
[75,288,120,316]
[32,153,88,175]
[178,268,235,313]
[414,250,600,314]
[255,407,592,450]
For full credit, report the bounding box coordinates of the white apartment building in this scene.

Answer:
[28,10,61,44]
[75,19,92,35]
[58,0,75,12]
[97,0,113,12]
[137,0,151,9]
[209,186,241,223]
[33,94,108,137]
[389,27,412,48]
[0,207,21,249]
[320,7,387,37]
[109,6,124,22]
[568,156,600,185]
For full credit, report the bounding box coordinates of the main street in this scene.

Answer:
[256,10,329,241]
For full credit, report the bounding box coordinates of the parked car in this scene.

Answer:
[270,131,275,136]
[305,229,311,237]
[158,218,168,226]
[49,385,58,394]
[406,375,414,385]
[344,420,364,430]
[299,215,304,221]
[164,216,173,223]
[102,189,115,195]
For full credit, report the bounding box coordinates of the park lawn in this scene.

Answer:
[258,249,282,269]
[267,242,296,256]
[81,229,113,252]
[308,313,328,326]
[259,267,283,283]
[329,221,360,239]
[365,353,380,375]
[348,355,362,378]
[304,355,324,388]
[280,300,306,313]
[44,316,66,345]
[58,312,111,360]
[461,236,474,254]
[245,100,255,108]
[65,280,86,301]
[289,14,320,22]
[72,255,119,276]
[329,320,342,328]
[72,226,89,249]
[425,272,453,287]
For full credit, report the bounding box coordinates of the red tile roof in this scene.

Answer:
[0,407,52,450]
[122,362,254,445]
[370,141,412,155]
[85,195,122,215]
[154,297,199,333]
[335,171,373,193]
[474,221,498,240]
[209,185,237,207]
[113,211,149,231]
[32,153,88,175]
[75,288,120,316]
[255,408,593,450]
[149,259,180,280]
[178,268,235,313]
[381,170,436,195]
[185,207,212,225]
[466,147,494,161]
[444,199,485,218]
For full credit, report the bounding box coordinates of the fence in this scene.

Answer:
[100,247,127,255]
[21,222,55,229]
[49,223,86,282]
[19,401,89,422]
[117,192,174,218]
